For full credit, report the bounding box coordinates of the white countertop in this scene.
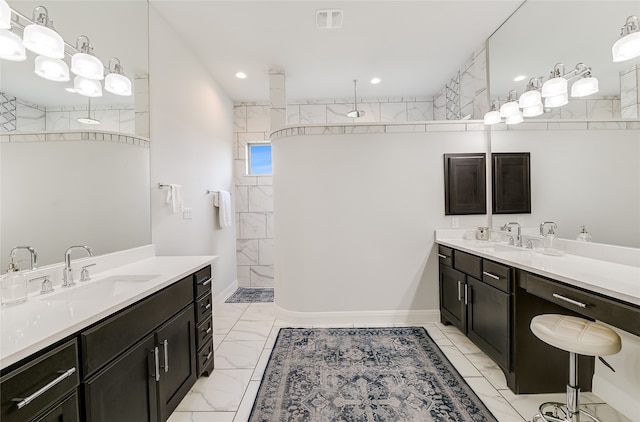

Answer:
[436,237,640,307]
[0,255,216,370]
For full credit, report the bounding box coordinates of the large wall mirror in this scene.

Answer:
[1,1,150,269]
[488,0,640,248]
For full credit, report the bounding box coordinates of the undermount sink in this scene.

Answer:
[471,243,522,253]
[44,274,158,302]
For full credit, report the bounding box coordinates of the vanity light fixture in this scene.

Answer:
[0,29,26,61]
[541,63,567,98]
[483,101,501,125]
[571,72,599,97]
[544,92,568,108]
[499,90,519,117]
[22,6,64,59]
[612,16,640,62]
[104,58,132,96]
[0,0,11,29]
[34,55,69,81]
[71,36,104,80]
[518,78,542,109]
[73,75,102,97]
[522,103,544,117]
[505,110,523,125]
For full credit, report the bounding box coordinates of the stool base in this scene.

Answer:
[533,401,601,422]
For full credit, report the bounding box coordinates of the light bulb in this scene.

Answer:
[34,55,69,81]
[74,75,103,97]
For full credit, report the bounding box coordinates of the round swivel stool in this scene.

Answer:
[530,314,621,422]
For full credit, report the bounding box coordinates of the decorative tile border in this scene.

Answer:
[0,130,150,148]
[271,119,640,140]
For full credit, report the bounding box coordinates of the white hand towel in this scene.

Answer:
[166,184,184,213]
[217,190,232,228]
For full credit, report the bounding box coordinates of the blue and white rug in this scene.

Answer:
[225,287,274,303]
[249,327,497,421]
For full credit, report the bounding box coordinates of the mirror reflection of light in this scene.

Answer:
[34,55,69,82]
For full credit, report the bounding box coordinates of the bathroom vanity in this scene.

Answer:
[437,234,640,397]
[0,253,216,422]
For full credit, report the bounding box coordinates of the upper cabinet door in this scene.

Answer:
[444,153,487,215]
[492,153,531,214]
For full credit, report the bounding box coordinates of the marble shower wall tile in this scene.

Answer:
[246,105,270,132]
[237,239,259,266]
[248,186,273,212]
[258,239,275,266]
[408,102,433,121]
[380,102,408,122]
[238,213,267,239]
[250,265,274,287]
[234,105,247,132]
[299,104,327,124]
[16,102,45,131]
[327,103,355,124]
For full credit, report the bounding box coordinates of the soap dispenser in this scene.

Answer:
[545,226,556,249]
[576,225,592,242]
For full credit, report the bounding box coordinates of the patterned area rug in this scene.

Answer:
[249,327,497,421]
[225,287,274,303]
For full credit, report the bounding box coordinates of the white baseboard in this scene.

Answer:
[214,278,238,303]
[274,304,440,326]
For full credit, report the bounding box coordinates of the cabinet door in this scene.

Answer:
[34,392,79,422]
[492,152,531,214]
[84,335,158,422]
[157,305,197,422]
[439,265,467,332]
[467,277,510,371]
[444,153,486,215]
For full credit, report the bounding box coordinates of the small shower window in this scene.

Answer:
[247,142,272,175]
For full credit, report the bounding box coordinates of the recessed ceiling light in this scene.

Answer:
[514,75,527,82]
[370,77,381,84]
[235,72,247,79]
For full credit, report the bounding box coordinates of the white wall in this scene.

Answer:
[273,129,488,319]
[149,6,237,296]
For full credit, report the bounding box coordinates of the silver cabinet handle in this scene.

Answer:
[203,351,212,363]
[197,277,212,286]
[202,303,211,311]
[205,327,212,335]
[438,254,449,259]
[153,346,160,382]
[552,293,587,308]
[457,281,462,301]
[483,271,500,280]
[163,340,169,373]
[464,284,469,306]
[14,367,76,410]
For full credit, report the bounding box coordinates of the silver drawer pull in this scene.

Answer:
[14,367,76,410]
[464,284,469,305]
[163,340,169,373]
[552,293,587,308]
[204,351,212,362]
[483,271,501,280]
[198,277,212,286]
[457,281,462,301]
[438,253,449,259]
[202,303,211,310]
[153,347,160,382]
[205,327,212,335]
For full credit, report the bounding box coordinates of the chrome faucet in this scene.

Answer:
[9,246,38,271]
[503,222,523,247]
[539,221,558,236]
[62,246,93,288]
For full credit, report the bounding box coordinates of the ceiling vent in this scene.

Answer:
[316,9,343,29]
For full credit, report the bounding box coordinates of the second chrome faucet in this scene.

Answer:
[62,246,94,287]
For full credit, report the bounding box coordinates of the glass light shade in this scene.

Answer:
[34,55,69,81]
[571,77,599,97]
[544,92,569,108]
[71,52,104,80]
[612,31,640,62]
[0,0,10,30]
[522,104,544,117]
[541,77,568,98]
[0,29,26,61]
[105,73,132,96]
[74,75,103,97]
[518,90,542,108]
[483,110,501,125]
[505,111,523,125]
[499,101,519,117]
[22,24,64,59]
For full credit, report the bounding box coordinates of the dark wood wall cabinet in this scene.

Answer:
[438,246,597,394]
[1,264,213,422]
[443,153,487,215]
[491,152,531,214]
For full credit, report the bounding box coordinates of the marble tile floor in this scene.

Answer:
[168,302,631,422]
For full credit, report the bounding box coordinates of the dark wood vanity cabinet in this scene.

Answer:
[1,339,80,422]
[439,247,512,372]
[194,266,214,376]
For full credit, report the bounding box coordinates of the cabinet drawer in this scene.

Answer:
[523,272,640,336]
[194,265,212,300]
[438,246,453,267]
[81,275,193,378]
[1,339,79,422]
[195,293,213,324]
[482,260,512,293]
[196,318,213,351]
[197,339,214,376]
[454,250,482,279]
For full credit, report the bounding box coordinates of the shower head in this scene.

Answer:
[346,79,365,118]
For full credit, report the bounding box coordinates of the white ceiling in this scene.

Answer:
[149,1,525,103]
